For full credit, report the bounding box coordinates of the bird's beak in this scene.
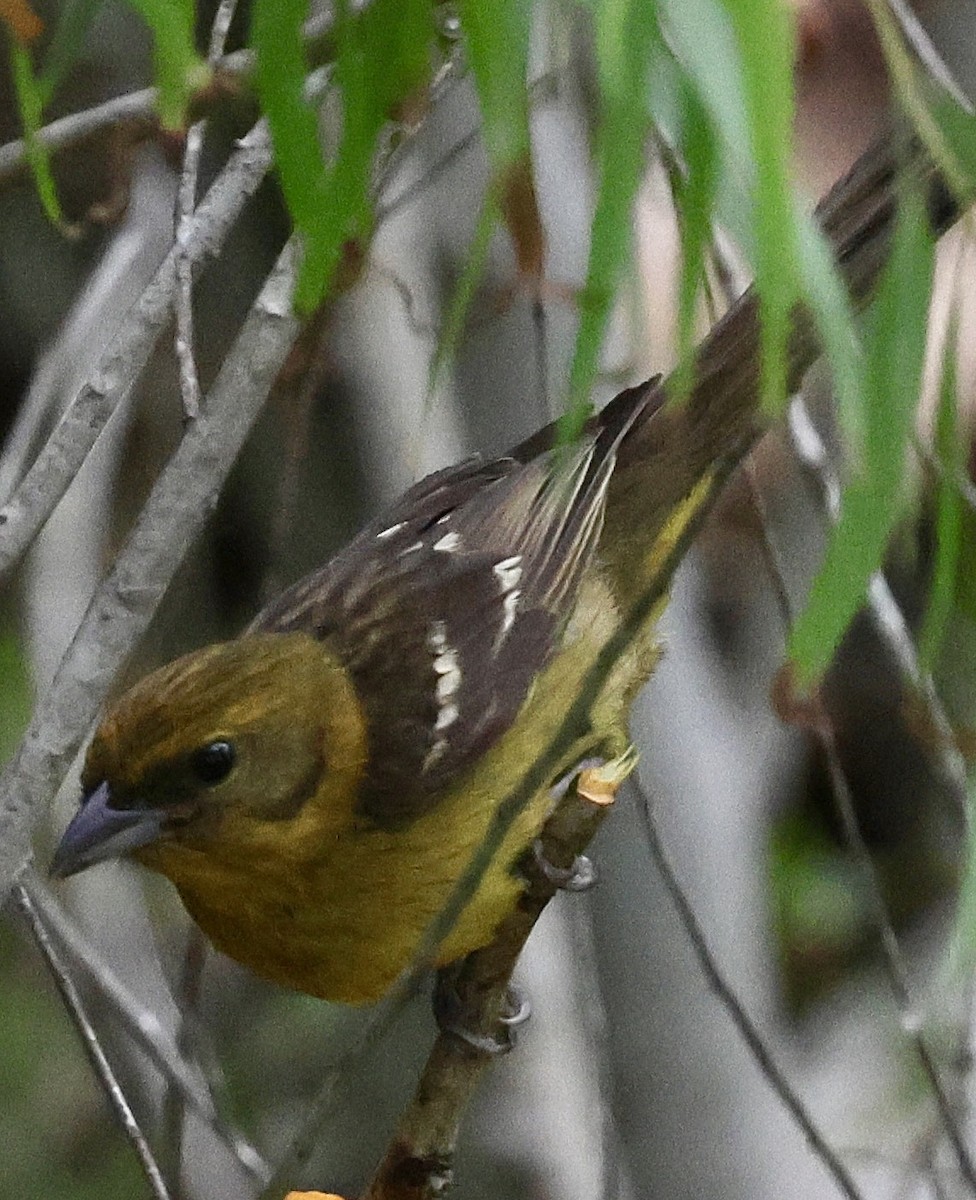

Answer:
[50,782,165,879]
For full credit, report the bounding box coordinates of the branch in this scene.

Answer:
[362,763,619,1200]
[0,10,342,184]
[0,118,273,576]
[12,880,173,1200]
[173,0,242,422]
[0,239,302,898]
[16,871,270,1184]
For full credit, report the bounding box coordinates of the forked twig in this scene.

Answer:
[22,873,270,1183]
[11,879,172,1200]
[174,0,242,421]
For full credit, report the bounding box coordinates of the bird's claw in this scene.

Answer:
[434,973,530,1055]
[531,840,597,891]
[534,746,638,891]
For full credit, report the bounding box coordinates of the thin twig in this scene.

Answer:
[12,879,173,1200]
[0,240,303,898]
[0,87,160,181]
[174,0,241,421]
[746,458,976,1196]
[0,4,340,184]
[174,120,205,420]
[23,874,270,1184]
[0,119,273,570]
[786,397,971,821]
[374,127,480,224]
[161,927,210,1195]
[629,779,867,1200]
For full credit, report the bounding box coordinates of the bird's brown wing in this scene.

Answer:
[251,388,654,827]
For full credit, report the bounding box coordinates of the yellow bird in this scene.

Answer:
[51,379,734,1004]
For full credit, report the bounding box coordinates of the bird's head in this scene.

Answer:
[51,633,367,881]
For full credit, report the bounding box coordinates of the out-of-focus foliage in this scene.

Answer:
[789,184,935,686]
[562,0,657,439]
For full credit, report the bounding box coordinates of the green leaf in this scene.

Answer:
[252,0,328,224]
[669,78,719,405]
[458,0,532,168]
[930,92,976,198]
[565,0,658,443]
[36,0,103,106]
[429,194,499,394]
[9,40,63,224]
[122,0,202,129]
[722,0,797,416]
[918,316,963,672]
[789,184,934,688]
[659,0,749,179]
[330,0,432,234]
[794,208,866,468]
[254,0,433,312]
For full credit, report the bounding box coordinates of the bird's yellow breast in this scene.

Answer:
[152,572,657,1004]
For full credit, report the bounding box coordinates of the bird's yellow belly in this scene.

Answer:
[168,577,657,1004]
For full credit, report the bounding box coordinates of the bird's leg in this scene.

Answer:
[531,746,638,891]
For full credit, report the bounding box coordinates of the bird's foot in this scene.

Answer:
[433,970,530,1055]
[534,746,639,890]
[531,840,597,891]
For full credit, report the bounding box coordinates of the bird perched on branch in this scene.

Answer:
[51,377,741,1004]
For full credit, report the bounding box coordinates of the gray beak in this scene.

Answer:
[50,782,164,879]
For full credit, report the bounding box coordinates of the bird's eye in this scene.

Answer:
[191,740,236,785]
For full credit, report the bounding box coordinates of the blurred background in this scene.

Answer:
[3,1,976,1198]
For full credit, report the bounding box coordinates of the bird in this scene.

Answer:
[50,376,745,1005]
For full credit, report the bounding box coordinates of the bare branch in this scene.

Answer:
[364,764,617,1200]
[0,119,273,575]
[0,7,339,184]
[20,873,270,1184]
[174,122,205,421]
[12,880,173,1200]
[173,0,242,423]
[0,239,302,898]
[0,88,160,182]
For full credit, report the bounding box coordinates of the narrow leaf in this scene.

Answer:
[565,0,658,444]
[789,184,934,687]
[9,40,63,224]
[122,0,202,129]
[918,314,963,671]
[723,0,798,416]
